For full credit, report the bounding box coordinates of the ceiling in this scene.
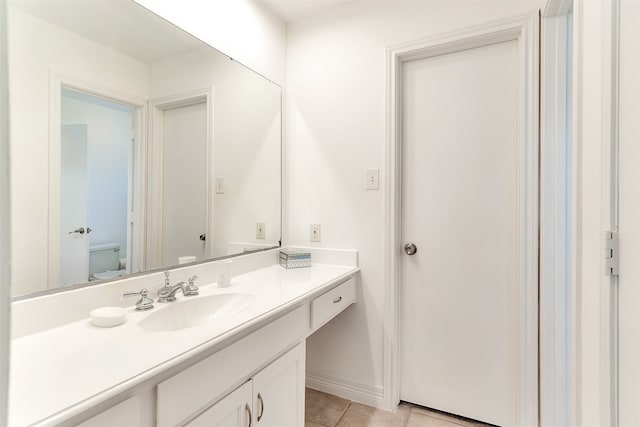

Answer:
[260,0,356,23]
[8,0,206,63]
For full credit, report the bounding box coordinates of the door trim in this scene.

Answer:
[47,73,147,289]
[540,2,573,425]
[147,88,215,268]
[383,13,540,426]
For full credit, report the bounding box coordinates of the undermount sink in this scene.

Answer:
[138,293,255,332]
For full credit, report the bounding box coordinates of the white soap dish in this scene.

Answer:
[90,306,127,328]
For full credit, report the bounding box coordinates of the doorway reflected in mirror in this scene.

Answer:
[60,88,137,287]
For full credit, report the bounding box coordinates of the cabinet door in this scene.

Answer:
[253,342,305,427]
[187,381,252,427]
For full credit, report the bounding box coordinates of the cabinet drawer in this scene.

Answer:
[77,395,141,427]
[310,278,356,330]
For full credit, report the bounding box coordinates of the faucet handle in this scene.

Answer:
[184,275,199,296]
[123,288,154,311]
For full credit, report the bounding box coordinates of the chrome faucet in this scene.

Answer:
[183,275,199,296]
[156,271,173,300]
[123,288,154,310]
[157,272,199,302]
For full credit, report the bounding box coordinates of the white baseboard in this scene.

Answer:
[306,370,385,410]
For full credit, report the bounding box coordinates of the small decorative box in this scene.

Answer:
[279,250,311,269]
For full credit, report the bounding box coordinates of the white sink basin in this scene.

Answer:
[138,293,254,332]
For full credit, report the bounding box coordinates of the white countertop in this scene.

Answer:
[9,263,358,426]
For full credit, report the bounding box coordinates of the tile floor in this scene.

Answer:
[305,388,494,427]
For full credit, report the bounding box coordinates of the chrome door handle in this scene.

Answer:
[245,403,252,427]
[257,393,264,421]
[69,227,85,235]
[404,243,417,255]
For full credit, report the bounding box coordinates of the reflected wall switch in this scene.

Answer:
[216,177,225,194]
[366,168,379,190]
[256,222,266,240]
[310,224,321,242]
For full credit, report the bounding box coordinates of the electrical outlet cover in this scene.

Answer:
[310,224,321,242]
[366,168,379,190]
[256,222,266,239]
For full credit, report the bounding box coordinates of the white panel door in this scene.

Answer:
[618,2,640,425]
[162,102,207,266]
[252,342,305,427]
[60,124,89,286]
[400,40,519,426]
[186,381,252,427]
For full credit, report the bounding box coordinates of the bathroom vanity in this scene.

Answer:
[9,248,358,426]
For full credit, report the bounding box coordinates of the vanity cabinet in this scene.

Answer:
[156,307,308,427]
[188,343,305,427]
[11,263,358,426]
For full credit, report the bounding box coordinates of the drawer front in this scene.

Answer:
[77,395,141,427]
[311,278,356,330]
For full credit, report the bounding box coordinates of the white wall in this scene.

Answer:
[134,0,287,86]
[61,96,132,258]
[285,0,544,405]
[8,7,149,296]
[571,0,618,425]
[150,49,281,258]
[0,1,10,424]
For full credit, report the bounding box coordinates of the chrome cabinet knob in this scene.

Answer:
[404,243,417,255]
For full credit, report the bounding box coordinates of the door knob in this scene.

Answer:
[199,233,206,241]
[69,227,85,235]
[404,243,417,255]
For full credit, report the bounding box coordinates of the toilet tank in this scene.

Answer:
[89,243,120,275]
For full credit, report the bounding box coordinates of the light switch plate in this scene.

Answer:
[215,177,225,194]
[366,168,379,190]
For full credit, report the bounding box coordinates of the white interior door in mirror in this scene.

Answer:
[60,124,89,286]
[60,88,137,285]
[162,102,207,266]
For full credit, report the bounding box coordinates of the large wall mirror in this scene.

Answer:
[8,0,282,298]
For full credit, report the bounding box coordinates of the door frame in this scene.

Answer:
[47,72,147,289]
[147,88,215,269]
[383,13,540,426]
[540,2,573,425]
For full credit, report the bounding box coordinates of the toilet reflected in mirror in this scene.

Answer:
[89,243,126,281]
